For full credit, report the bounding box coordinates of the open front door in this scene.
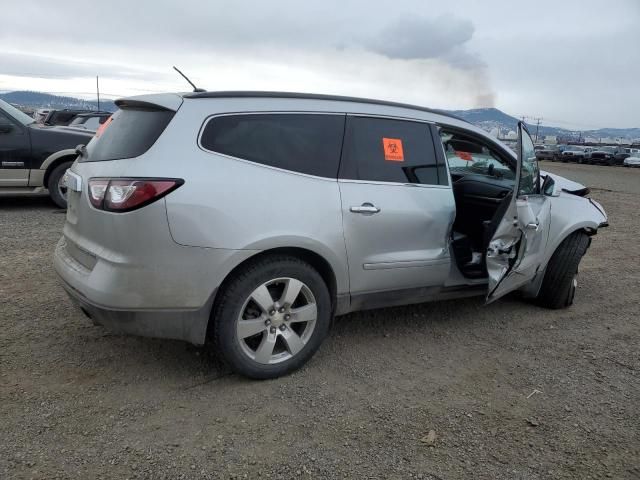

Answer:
[486,122,551,303]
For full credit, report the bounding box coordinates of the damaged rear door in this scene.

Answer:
[486,122,551,303]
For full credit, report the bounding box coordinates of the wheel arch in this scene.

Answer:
[41,149,77,187]
[207,246,344,341]
[521,225,596,298]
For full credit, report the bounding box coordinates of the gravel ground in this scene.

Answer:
[1,162,639,479]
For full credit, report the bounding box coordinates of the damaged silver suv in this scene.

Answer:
[54,91,608,379]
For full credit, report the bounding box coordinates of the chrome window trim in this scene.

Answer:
[346,112,435,125]
[337,178,451,189]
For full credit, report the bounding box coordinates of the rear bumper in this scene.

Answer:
[53,231,258,345]
[58,271,213,345]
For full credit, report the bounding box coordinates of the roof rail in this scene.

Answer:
[182,90,466,123]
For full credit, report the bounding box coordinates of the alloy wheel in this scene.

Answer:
[57,172,68,203]
[236,277,317,364]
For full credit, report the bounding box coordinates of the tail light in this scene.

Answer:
[88,178,183,212]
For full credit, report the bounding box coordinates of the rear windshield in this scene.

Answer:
[83,107,174,162]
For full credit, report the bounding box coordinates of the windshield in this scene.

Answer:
[0,99,35,126]
[599,146,615,153]
[84,107,174,162]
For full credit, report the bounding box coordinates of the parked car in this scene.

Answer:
[67,112,112,132]
[560,145,587,163]
[43,109,95,127]
[535,145,561,161]
[623,154,640,167]
[54,91,608,379]
[586,146,629,166]
[0,99,93,208]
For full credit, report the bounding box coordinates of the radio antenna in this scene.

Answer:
[173,66,206,92]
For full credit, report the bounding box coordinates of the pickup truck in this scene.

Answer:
[560,146,587,163]
[586,146,630,166]
[0,99,94,208]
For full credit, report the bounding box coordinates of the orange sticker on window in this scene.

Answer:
[382,138,404,162]
[455,151,473,161]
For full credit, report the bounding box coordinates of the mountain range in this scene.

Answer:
[447,107,640,142]
[0,91,116,113]
[1,91,638,141]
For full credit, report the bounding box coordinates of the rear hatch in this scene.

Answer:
[63,94,183,268]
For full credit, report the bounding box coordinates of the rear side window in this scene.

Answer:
[200,114,345,178]
[340,116,442,185]
[84,107,174,162]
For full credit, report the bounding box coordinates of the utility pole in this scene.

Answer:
[533,117,542,143]
[96,76,100,111]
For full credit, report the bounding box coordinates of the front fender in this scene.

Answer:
[543,193,606,268]
[520,193,606,298]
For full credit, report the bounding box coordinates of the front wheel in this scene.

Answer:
[211,255,332,379]
[47,161,72,209]
[536,232,591,309]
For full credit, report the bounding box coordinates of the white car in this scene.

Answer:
[624,155,640,167]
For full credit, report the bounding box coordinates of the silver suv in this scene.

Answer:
[54,92,608,379]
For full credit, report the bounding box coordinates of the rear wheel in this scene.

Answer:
[536,232,591,309]
[211,255,331,379]
[47,161,72,209]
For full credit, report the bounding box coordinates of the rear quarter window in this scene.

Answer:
[83,108,174,162]
[200,113,345,178]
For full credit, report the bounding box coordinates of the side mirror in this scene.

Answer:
[541,174,556,196]
[0,124,13,134]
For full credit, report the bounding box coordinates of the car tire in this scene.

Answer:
[536,232,591,309]
[211,255,332,379]
[47,161,72,209]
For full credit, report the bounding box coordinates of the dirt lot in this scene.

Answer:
[1,162,639,479]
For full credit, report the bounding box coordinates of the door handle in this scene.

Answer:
[350,203,380,214]
[526,222,539,230]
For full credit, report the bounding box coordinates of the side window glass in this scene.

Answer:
[0,111,19,134]
[200,114,345,178]
[441,132,515,180]
[518,127,539,195]
[0,111,13,126]
[341,116,440,185]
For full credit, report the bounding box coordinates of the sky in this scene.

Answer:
[1,0,638,129]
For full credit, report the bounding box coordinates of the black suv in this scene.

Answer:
[42,109,94,126]
[67,112,112,132]
[586,146,629,166]
[0,99,94,208]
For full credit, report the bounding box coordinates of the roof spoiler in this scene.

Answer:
[114,94,183,112]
